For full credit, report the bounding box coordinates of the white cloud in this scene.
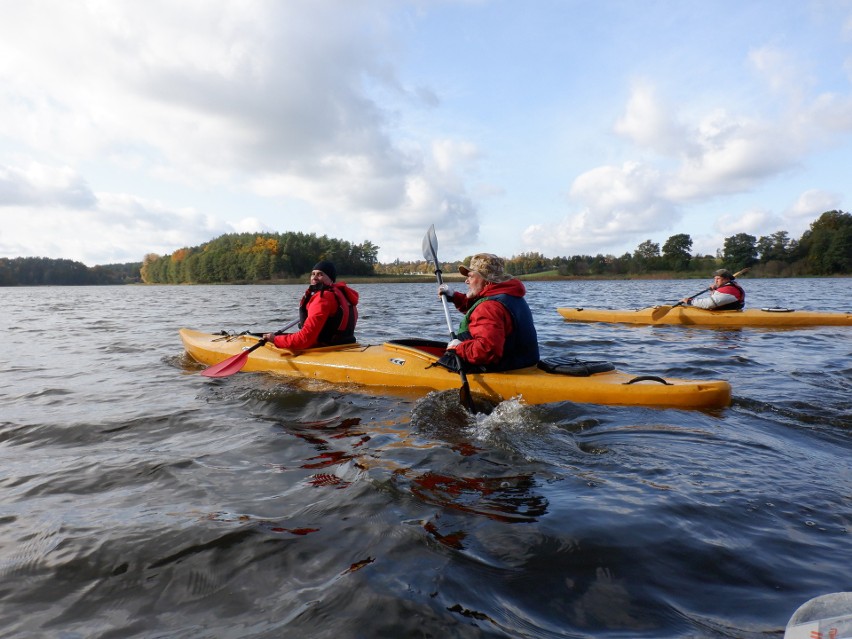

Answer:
[715,207,779,236]
[1,191,236,265]
[523,44,852,258]
[522,162,679,256]
[0,160,96,208]
[0,0,479,263]
[786,188,842,219]
[231,217,270,234]
[2,2,852,266]
[613,82,693,156]
[747,45,812,102]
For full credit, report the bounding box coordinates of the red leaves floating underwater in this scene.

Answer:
[343,557,375,574]
[203,512,319,536]
[301,450,355,469]
[409,472,548,523]
[308,473,351,488]
[423,519,467,549]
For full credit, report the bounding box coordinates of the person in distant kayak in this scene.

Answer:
[263,261,359,349]
[682,268,745,310]
[438,253,539,371]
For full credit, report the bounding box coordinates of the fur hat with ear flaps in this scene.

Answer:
[458,253,512,283]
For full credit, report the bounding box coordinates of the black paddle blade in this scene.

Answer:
[458,381,477,414]
[453,352,477,414]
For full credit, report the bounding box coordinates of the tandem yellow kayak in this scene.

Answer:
[557,306,852,328]
[180,328,731,410]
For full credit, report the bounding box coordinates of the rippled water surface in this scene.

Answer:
[1,279,850,638]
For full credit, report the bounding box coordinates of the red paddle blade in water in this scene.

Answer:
[200,340,265,378]
[200,351,250,378]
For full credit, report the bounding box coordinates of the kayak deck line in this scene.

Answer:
[557,306,852,327]
[180,328,732,410]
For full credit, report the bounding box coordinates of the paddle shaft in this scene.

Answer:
[200,318,299,378]
[435,269,457,337]
[422,225,476,413]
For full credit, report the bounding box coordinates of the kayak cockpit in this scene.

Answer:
[385,338,447,360]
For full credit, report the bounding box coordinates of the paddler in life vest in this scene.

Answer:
[682,268,746,310]
[438,253,539,372]
[263,260,359,349]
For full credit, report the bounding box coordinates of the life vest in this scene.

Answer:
[457,293,540,371]
[714,281,746,310]
[298,283,358,345]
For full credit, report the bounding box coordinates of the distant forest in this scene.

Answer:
[1,210,849,286]
[380,210,851,279]
[140,232,380,284]
[0,258,142,286]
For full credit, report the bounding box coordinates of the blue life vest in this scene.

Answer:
[458,293,539,371]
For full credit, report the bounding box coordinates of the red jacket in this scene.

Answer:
[448,278,529,366]
[272,283,359,350]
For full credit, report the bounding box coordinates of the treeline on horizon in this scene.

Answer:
[0,258,142,286]
[140,232,380,284]
[479,209,849,279]
[138,209,851,283]
[1,210,849,286]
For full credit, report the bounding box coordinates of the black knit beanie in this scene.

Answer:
[313,260,337,282]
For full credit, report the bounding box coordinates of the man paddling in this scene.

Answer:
[263,261,359,349]
[682,268,746,310]
[438,253,539,371]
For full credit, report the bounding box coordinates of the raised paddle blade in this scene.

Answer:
[200,339,266,378]
[422,224,439,264]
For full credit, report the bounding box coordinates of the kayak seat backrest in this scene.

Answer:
[538,357,615,376]
[387,338,447,358]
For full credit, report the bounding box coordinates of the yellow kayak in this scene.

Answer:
[557,306,852,327]
[180,328,731,410]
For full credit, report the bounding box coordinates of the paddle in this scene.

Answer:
[421,224,477,414]
[200,319,300,378]
[651,268,750,320]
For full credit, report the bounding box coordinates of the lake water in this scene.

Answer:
[1,278,850,638]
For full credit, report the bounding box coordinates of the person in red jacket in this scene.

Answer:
[439,253,539,372]
[682,268,745,310]
[263,261,359,350]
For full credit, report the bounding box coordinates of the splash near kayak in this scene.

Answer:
[180,328,731,410]
[557,306,852,327]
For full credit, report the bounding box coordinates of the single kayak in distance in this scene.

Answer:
[557,306,852,328]
[180,328,731,411]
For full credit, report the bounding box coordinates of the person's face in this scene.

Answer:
[465,272,487,297]
[311,270,332,287]
[713,275,728,286]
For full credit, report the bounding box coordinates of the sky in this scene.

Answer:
[1,0,852,267]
